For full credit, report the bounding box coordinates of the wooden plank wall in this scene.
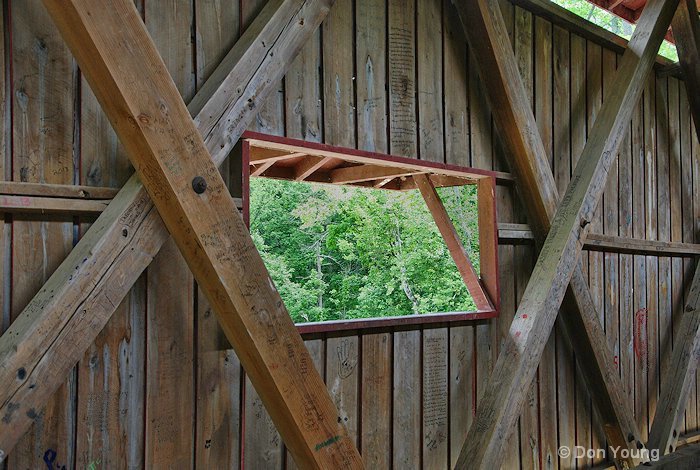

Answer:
[0,0,698,469]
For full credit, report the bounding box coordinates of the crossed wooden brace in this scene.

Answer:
[452,0,700,467]
[0,0,697,468]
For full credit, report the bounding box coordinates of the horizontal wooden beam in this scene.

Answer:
[0,182,243,215]
[0,0,334,458]
[0,195,108,215]
[0,181,118,199]
[330,164,422,184]
[498,223,700,256]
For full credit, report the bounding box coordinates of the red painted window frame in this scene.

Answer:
[240,131,500,334]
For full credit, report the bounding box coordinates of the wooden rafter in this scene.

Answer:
[0,0,336,458]
[647,0,700,455]
[414,174,493,312]
[41,0,362,467]
[294,156,333,181]
[452,0,679,467]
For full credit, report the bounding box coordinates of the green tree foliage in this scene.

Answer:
[250,178,481,323]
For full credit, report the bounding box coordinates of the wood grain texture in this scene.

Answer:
[41,0,362,468]
[0,0,334,459]
[144,4,196,467]
[453,0,677,466]
[8,1,77,467]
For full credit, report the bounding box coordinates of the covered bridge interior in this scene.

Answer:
[0,0,699,468]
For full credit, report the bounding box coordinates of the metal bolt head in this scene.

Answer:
[192,176,207,194]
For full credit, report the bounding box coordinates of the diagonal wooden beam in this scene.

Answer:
[647,2,700,454]
[41,0,363,467]
[451,0,649,465]
[672,0,700,139]
[414,174,493,311]
[649,262,700,455]
[294,156,332,181]
[0,0,335,459]
[453,0,679,467]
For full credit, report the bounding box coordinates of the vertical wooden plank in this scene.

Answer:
[694,73,700,434]
[632,86,649,441]
[513,11,538,470]
[144,3,195,468]
[416,0,447,466]
[443,0,468,168]
[422,328,449,470]
[244,376,283,469]
[75,0,146,460]
[241,0,285,136]
[9,1,76,467]
[197,320,241,470]
[570,32,593,465]
[0,0,6,345]
[444,10,472,466]
[618,70,635,448]
[417,0,442,165]
[601,48,620,468]
[388,0,416,156]
[285,26,322,142]
[449,322,473,470]
[326,336,360,446]
[583,40,605,460]
[355,1,390,465]
[393,329,421,468]
[193,2,242,468]
[356,0,386,152]
[322,1,360,458]
[287,339,326,469]
[75,279,146,470]
[645,74,659,440]
[388,0,420,467]
[76,0,145,464]
[535,16,557,470]
[323,0,355,148]
[553,24,574,470]
[494,4,518,468]
[679,84,697,434]
[655,75,671,432]
[360,333,392,469]
[667,77,684,438]
[515,244,539,470]
[645,73,668,434]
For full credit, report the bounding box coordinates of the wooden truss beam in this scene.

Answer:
[414,174,493,311]
[0,0,336,459]
[632,443,700,469]
[649,263,700,454]
[648,0,700,455]
[672,0,700,137]
[41,0,362,467]
[452,0,678,467]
